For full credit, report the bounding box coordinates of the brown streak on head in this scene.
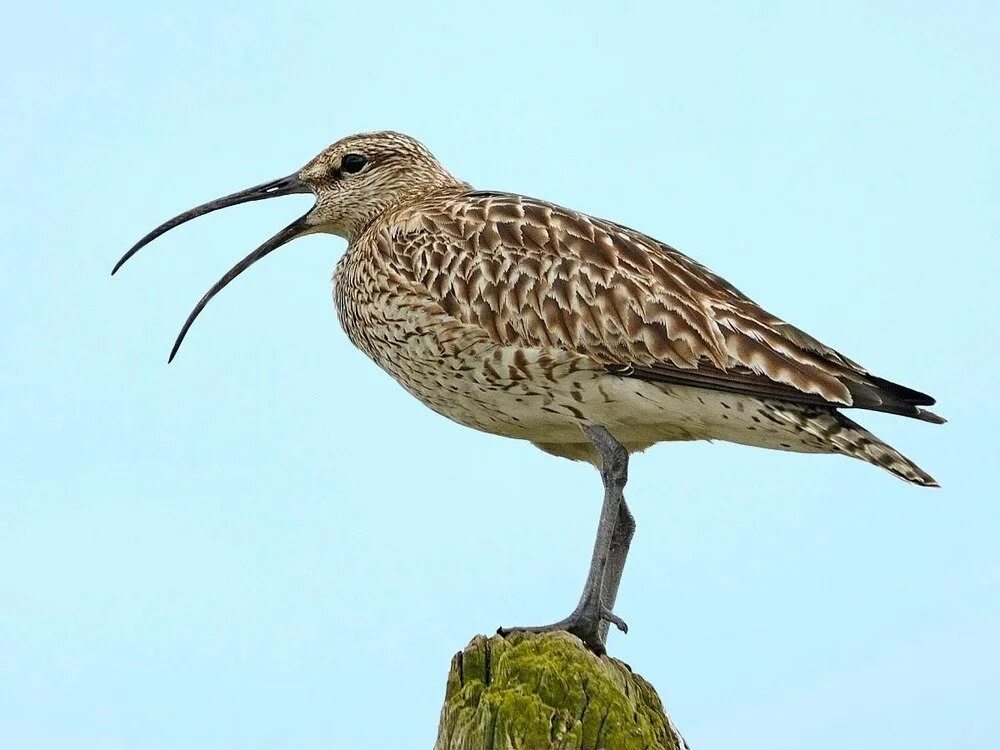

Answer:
[300,131,469,241]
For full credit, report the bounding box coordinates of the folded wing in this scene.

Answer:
[390,191,942,423]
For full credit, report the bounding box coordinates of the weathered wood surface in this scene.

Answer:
[435,631,687,750]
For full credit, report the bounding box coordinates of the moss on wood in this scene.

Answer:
[435,631,687,750]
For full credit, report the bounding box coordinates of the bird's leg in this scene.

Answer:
[499,424,632,654]
[597,498,636,645]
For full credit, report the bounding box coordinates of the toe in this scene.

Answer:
[604,611,628,633]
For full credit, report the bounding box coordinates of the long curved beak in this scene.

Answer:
[112,172,315,362]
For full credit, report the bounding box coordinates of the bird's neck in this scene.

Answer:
[345,179,471,242]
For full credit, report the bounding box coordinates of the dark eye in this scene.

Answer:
[340,153,367,174]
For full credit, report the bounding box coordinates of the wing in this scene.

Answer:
[386,191,940,421]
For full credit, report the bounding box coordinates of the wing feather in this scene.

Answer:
[384,191,939,421]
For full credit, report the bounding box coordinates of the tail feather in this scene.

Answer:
[830,415,939,487]
[769,405,939,487]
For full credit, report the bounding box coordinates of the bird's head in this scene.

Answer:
[300,131,465,238]
[112,131,466,361]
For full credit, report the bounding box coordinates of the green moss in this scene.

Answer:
[435,631,686,750]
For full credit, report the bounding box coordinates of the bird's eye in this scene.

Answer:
[340,154,367,174]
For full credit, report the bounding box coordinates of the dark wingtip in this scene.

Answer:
[916,408,947,425]
[921,473,941,488]
[868,375,937,407]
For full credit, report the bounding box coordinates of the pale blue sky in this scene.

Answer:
[2,2,998,748]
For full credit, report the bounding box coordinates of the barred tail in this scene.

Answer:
[770,406,939,487]
[830,414,938,487]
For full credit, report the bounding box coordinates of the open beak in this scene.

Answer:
[112,172,314,362]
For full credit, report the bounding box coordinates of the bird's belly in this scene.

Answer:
[373,342,608,442]
[364,334,829,457]
[335,286,829,455]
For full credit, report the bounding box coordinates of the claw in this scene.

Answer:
[604,610,628,634]
[497,603,628,654]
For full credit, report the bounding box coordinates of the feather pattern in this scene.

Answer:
[315,132,941,486]
[366,190,936,421]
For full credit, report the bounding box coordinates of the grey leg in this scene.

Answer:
[597,498,636,644]
[499,424,632,654]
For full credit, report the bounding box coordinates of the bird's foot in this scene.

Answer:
[497,599,627,655]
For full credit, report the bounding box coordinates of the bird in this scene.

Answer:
[114,130,943,653]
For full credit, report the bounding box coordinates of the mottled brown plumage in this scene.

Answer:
[115,130,944,650]
[116,130,942,484]
[376,189,940,418]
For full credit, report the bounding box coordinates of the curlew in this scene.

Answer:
[114,131,943,653]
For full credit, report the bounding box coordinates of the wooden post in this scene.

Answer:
[435,631,688,750]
